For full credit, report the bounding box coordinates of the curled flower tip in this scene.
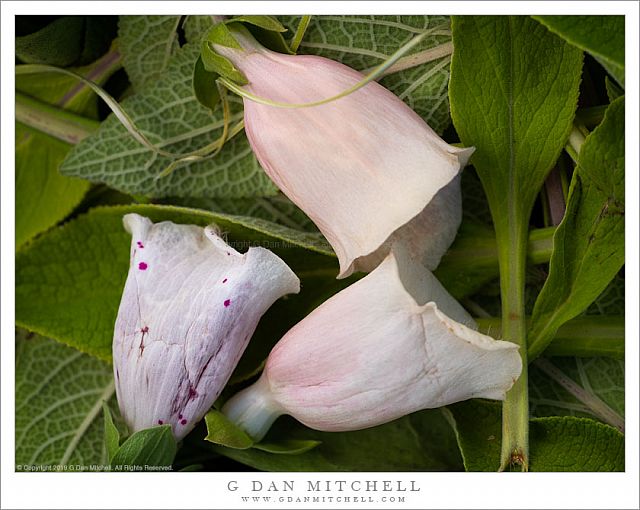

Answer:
[214,27,474,277]
[222,247,521,440]
[113,214,300,440]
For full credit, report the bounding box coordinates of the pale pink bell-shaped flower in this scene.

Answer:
[222,248,522,440]
[215,28,473,278]
[112,214,300,440]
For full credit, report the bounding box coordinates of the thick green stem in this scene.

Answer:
[498,221,529,471]
[477,315,624,359]
[15,92,99,144]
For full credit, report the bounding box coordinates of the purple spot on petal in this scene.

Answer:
[137,241,144,248]
[178,414,183,420]
[227,252,230,256]
[158,420,163,425]
[138,262,148,270]
[224,299,231,307]
[188,386,198,400]
[222,278,227,283]
[141,326,149,333]
[180,419,187,425]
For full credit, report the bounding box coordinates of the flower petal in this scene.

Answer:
[113,214,299,439]
[217,37,473,277]
[223,248,521,438]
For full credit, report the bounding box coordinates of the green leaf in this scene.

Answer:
[533,15,625,86]
[530,357,624,431]
[118,16,181,91]
[201,40,248,83]
[193,56,220,111]
[16,16,116,66]
[15,48,122,118]
[253,439,322,455]
[15,332,117,468]
[213,410,463,471]
[183,15,219,44]
[446,400,624,471]
[233,15,287,33]
[449,16,583,239]
[279,15,454,134]
[15,51,121,249]
[16,204,336,361]
[204,410,254,449]
[605,76,624,103]
[102,402,120,461]
[174,193,317,232]
[60,42,276,199]
[111,425,176,469]
[449,15,583,468]
[15,129,90,249]
[528,98,625,360]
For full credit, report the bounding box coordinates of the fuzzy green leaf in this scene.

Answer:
[533,15,625,86]
[447,400,624,471]
[279,15,454,134]
[204,410,254,449]
[16,204,336,361]
[111,425,176,469]
[118,16,181,91]
[60,42,276,199]
[15,333,117,469]
[529,98,625,360]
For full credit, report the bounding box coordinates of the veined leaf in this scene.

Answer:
[111,425,176,469]
[60,42,277,199]
[183,15,221,44]
[446,400,624,471]
[280,15,454,133]
[16,204,336,361]
[533,15,625,86]
[15,332,117,468]
[118,16,181,91]
[530,357,624,432]
[528,98,625,360]
[449,16,583,240]
[449,15,583,469]
[175,193,317,232]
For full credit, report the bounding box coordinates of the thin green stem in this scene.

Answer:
[565,124,586,163]
[15,64,242,165]
[218,30,432,109]
[289,15,312,53]
[477,315,624,359]
[15,91,99,145]
[498,220,529,471]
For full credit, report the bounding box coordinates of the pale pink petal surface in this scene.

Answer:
[113,214,299,440]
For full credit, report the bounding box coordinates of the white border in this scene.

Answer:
[2,2,639,509]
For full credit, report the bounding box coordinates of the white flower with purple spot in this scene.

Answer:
[112,213,300,440]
